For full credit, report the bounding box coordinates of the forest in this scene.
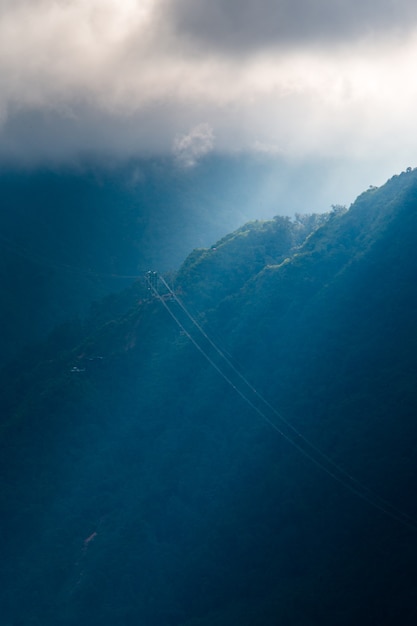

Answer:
[1,168,417,625]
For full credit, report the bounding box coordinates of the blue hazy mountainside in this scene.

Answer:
[1,169,417,625]
[0,154,311,365]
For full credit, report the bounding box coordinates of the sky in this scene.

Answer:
[1,0,417,208]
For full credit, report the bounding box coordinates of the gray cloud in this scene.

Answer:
[162,0,417,52]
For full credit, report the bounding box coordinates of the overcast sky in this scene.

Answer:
[1,0,417,204]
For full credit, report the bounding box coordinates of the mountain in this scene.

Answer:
[1,168,417,625]
[0,154,298,365]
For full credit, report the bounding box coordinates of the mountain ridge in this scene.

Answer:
[1,168,417,625]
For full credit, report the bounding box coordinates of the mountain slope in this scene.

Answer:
[1,169,417,625]
[0,155,287,365]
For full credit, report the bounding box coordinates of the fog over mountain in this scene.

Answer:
[0,153,353,365]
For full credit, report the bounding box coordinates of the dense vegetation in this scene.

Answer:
[1,169,417,625]
[0,154,288,365]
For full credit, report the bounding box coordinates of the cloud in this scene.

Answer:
[0,0,417,191]
[173,124,215,167]
[162,0,417,52]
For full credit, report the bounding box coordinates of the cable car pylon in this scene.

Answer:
[145,270,159,295]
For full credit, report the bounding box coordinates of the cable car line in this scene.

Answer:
[147,272,417,532]
[158,275,415,524]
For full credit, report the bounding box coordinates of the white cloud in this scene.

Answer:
[173,123,215,167]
